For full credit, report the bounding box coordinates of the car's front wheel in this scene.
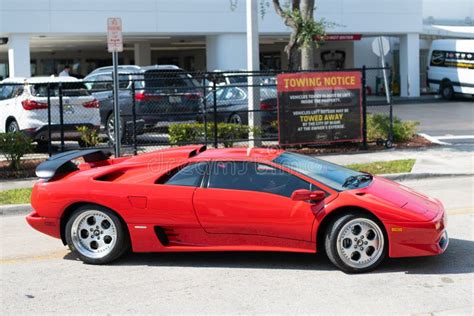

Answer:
[65,205,129,264]
[106,113,124,144]
[324,213,387,273]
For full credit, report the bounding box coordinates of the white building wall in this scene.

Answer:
[0,0,423,35]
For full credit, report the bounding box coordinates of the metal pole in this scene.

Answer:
[378,37,391,105]
[112,51,121,157]
[246,0,261,147]
[58,83,65,152]
[212,79,218,148]
[47,83,52,157]
[202,74,208,145]
[361,66,368,150]
[131,81,137,155]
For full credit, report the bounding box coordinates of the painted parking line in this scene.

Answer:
[0,249,69,265]
[419,133,474,145]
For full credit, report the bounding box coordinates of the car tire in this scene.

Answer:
[324,213,387,273]
[7,119,19,133]
[106,112,124,144]
[228,113,243,125]
[440,82,454,100]
[65,205,129,264]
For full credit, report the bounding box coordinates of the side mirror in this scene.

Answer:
[291,189,326,202]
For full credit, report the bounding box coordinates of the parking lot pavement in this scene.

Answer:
[394,100,474,142]
[1,177,473,314]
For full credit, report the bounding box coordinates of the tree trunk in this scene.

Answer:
[300,0,315,70]
[286,31,300,70]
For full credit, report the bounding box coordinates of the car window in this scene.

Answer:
[161,162,208,187]
[90,75,113,91]
[222,87,246,101]
[31,82,90,97]
[208,161,313,198]
[0,84,15,100]
[144,70,195,89]
[205,88,225,104]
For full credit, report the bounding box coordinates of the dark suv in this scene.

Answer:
[84,65,202,142]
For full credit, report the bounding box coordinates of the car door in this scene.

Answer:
[192,161,325,241]
[129,162,209,226]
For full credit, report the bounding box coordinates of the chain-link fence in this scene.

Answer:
[0,66,393,161]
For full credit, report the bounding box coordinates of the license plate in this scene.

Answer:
[169,96,182,104]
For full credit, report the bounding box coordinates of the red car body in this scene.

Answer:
[27,145,448,261]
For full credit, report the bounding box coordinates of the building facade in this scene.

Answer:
[0,0,473,97]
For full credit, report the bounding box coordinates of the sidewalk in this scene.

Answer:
[319,146,473,178]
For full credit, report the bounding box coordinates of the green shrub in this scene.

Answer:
[76,125,100,147]
[367,114,419,143]
[169,123,261,148]
[0,132,34,170]
[169,123,204,145]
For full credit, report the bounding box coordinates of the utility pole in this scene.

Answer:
[246,0,261,147]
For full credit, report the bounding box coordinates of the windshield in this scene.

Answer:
[273,152,370,191]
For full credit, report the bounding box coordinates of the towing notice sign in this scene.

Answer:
[276,71,363,146]
[107,17,123,53]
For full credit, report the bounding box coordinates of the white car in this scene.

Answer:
[427,39,474,99]
[0,76,100,146]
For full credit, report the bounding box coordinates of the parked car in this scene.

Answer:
[27,145,448,273]
[427,39,474,99]
[0,76,100,146]
[84,65,202,141]
[202,86,277,130]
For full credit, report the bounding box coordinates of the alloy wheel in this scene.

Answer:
[336,218,385,269]
[70,210,118,259]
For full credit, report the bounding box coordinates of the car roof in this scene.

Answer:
[87,64,183,76]
[1,76,81,84]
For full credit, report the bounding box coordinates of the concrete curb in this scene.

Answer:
[381,173,473,181]
[0,204,32,216]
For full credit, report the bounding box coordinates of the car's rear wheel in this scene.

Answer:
[65,205,129,264]
[324,213,387,273]
[7,119,19,133]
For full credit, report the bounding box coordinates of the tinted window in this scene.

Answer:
[0,84,15,100]
[144,70,195,89]
[163,162,208,187]
[208,161,311,197]
[31,82,90,97]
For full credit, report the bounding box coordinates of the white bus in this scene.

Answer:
[427,39,474,99]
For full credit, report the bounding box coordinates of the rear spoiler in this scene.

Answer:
[36,149,111,181]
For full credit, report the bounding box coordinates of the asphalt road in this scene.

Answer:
[394,100,474,146]
[1,176,473,314]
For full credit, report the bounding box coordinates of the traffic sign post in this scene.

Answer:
[372,36,391,105]
[107,17,123,157]
[372,36,393,147]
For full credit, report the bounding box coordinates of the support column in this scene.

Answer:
[8,34,31,78]
[134,42,151,66]
[206,34,247,71]
[399,33,420,97]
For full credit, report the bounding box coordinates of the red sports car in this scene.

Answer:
[26,145,448,273]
